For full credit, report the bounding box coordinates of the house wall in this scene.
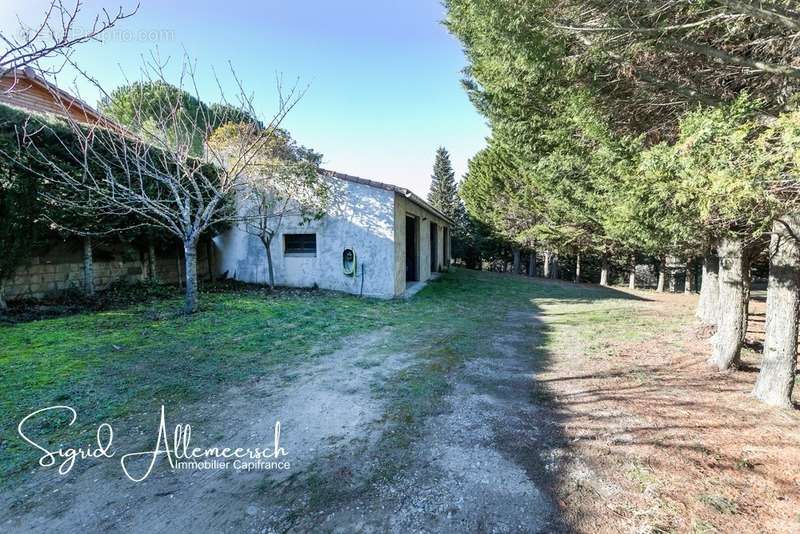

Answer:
[214,178,397,298]
[0,75,104,125]
[392,194,451,296]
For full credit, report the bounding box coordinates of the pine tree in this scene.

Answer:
[428,147,459,220]
[428,146,480,265]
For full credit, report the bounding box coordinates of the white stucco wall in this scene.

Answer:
[214,177,397,298]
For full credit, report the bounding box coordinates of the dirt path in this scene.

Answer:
[7,274,796,533]
[2,328,412,532]
[2,306,560,533]
[283,310,563,533]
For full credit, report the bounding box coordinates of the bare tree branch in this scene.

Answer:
[0,0,139,80]
[718,0,800,31]
[11,56,303,312]
[661,36,800,79]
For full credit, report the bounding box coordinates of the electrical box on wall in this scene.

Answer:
[343,247,357,276]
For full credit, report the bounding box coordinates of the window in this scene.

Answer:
[284,233,317,254]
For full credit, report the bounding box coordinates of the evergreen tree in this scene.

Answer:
[428,147,483,266]
[446,0,800,404]
[428,147,459,220]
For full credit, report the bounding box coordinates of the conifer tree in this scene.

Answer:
[428,147,459,220]
[428,146,480,265]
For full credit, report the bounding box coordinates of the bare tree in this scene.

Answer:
[243,171,330,290]
[245,178,330,290]
[209,125,330,289]
[18,57,303,312]
[1,0,137,82]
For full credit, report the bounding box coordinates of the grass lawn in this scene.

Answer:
[7,268,790,532]
[1,268,636,485]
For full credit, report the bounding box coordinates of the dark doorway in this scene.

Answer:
[430,222,438,273]
[442,226,449,267]
[405,215,419,281]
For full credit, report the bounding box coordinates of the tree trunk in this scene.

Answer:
[206,239,214,283]
[512,248,521,275]
[753,216,800,408]
[528,251,536,277]
[741,256,752,343]
[574,253,581,283]
[697,250,720,325]
[656,256,666,292]
[543,252,551,278]
[629,256,636,289]
[709,236,745,371]
[600,255,610,286]
[183,240,199,313]
[552,255,560,279]
[177,245,184,290]
[83,236,95,297]
[147,240,157,280]
[684,261,693,294]
[262,237,275,289]
[0,279,7,311]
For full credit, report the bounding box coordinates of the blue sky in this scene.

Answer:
[1,0,488,197]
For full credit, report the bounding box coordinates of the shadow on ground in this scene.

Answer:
[529,282,800,533]
[5,268,764,533]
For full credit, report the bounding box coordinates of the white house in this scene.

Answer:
[214,170,452,298]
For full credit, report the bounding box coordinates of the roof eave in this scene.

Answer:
[1,67,125,132]
[321,169,454,225]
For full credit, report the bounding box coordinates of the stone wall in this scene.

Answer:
[5,239,212,301]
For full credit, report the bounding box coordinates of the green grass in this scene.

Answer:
[0,268,648,485]
[626,461,660,491]
[537,295,686,363]
[698,494,739,515]
[693,519,718,534]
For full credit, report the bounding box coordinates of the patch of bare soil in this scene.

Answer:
[2,308,564,534]
[539,290,800,533]
[0,328,414,533]
[287,310,564,533]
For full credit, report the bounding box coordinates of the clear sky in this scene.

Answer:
[1,0,488,197]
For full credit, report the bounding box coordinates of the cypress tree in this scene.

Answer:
[428,146,480,265]
[428,147,459,220]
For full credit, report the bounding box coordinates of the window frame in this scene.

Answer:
[283,233,317,256]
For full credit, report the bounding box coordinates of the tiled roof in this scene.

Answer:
[0,67,124,132]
